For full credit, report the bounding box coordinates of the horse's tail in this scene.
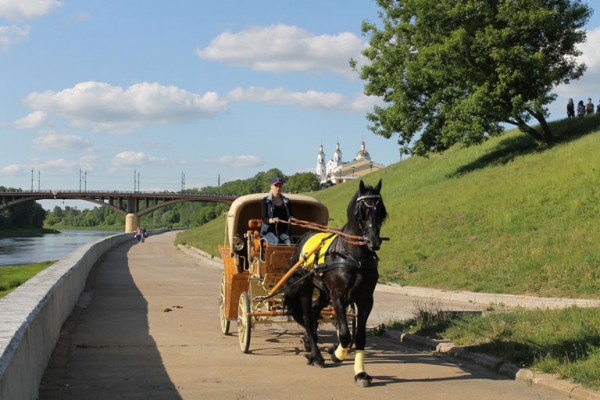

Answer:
[283,268,310,327]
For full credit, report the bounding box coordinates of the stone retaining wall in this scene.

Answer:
[0,232,132,400]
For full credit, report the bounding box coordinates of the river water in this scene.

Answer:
[0,230,120,267]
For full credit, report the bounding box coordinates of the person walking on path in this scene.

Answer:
[134,226,142,243]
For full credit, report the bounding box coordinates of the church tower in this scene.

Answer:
[316,144,326,181]
[333,142,342,167]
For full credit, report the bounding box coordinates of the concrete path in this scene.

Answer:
[38,231,576,400]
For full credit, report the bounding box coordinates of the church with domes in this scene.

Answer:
[316,140,384,188]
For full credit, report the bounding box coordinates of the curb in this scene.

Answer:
[390,331,600,400]
[181,246,600,399]
[376,284,600,310]
[176,244,222,269]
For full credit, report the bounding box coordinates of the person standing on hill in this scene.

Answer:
[577,100,586,117]
[567,98,575,118]
[586,98,594,115]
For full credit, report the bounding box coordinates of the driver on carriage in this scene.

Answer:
[260,177,292,245]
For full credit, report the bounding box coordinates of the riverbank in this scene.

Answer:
[0,227,60,238]
[0,261,55,298]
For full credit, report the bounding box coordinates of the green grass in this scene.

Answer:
[175,114,600,389]
[177,115,600,298]
[395,305,600,391]
[0,261,55,298]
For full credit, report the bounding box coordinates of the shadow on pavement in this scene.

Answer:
[38,239,183,400]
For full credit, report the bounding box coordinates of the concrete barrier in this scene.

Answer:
[0,232,133,400]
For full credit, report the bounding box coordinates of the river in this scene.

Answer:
[0,230,120,266]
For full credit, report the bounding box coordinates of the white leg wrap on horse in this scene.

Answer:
[334,344,350,361]
[354,350,365,374]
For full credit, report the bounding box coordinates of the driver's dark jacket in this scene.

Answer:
[260,193,292,236]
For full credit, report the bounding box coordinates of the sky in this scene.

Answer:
[1,1,599,210]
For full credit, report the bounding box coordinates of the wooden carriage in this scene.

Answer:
[218,193,330,352]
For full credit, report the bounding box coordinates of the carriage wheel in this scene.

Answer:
[219,272,230,335]
[238,291,252,353]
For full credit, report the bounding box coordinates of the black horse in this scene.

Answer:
[284,179,387,387]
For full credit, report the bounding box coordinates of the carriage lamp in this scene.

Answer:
[233,235,245,251]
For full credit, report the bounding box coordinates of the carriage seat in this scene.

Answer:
[248,219,262,230]
[248,219,264,256]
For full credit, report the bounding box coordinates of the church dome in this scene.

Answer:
[355,140,371,161]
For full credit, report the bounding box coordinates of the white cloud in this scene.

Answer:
[23,81,228,133]
[33,132,92,152]
[0,25,29,49]
[78,155,97,172]
[2,154,98,180]
[13,110,47,128]
[2,164,22,174]
[111,151,147,168]
[110,151,176,171]
[0,0,61,21]
[228,86,379,112]
[196,24,365,77]
[214,155,263,168]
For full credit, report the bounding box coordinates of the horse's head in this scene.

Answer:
[348,179,388,252]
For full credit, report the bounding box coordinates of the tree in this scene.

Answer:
[354,0,592,155]
[286,172,320,193]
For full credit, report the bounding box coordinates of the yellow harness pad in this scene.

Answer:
[303,232,337,269]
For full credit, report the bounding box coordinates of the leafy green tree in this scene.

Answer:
[286,172,320,193]
[355,0,592,155]
[6,202,46,228]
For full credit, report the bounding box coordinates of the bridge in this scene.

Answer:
[0,190,238,232]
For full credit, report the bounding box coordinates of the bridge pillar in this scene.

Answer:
[125,213,139,233]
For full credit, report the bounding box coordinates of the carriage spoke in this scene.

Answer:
[219,272,230,335]
[237,291,252,353]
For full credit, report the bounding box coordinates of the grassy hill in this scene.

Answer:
[177,114,600,299]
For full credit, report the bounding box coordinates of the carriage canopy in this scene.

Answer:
[224,193,329,247]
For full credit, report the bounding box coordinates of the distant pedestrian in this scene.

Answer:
[142,226,147,242]
[567,98,575,118]
[586,98,594,115]
[134,226,142,242]
[577,100,586,117]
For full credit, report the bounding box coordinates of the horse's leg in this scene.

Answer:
[329,297,352,364]
[299,287,325,367]
[306,289,329,350]
[353,296,374,387]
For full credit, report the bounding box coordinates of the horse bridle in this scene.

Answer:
[354,193,384,246]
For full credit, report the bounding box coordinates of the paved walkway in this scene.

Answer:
[37,231,586,400]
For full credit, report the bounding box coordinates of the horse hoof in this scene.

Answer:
[329,352,343,364]
[305,355,325,368]
[354,372,372,387]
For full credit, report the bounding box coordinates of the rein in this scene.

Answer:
[280,217,367,246]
